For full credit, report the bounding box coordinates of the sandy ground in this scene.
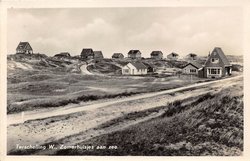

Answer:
[7,75,243,153]
[80,64,93,75]
[8,61,33,71]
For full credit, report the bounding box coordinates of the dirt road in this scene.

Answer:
[7,75,242,125]
[7,75,243,153]
[80,64,93,75]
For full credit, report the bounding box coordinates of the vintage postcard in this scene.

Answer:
[0,0,250,161]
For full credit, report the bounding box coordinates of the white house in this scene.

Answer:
[182,61,203,75]
[122,62,147,75]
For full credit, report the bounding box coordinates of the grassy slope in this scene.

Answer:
[7,55,210,114]
[56,80,243,156]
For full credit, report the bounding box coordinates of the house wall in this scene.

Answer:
[182,64,198,74]
[151,54,163,59]
[122,63,147,75]
[128,53,141,59]
[122,65,131,75]
[16,49,33,54]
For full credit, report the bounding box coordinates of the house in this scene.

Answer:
[150,51,163,59]
[182,61,203,75]
[127,50,142,59]
[143,62,156,73]
[122,62,147,75]
[112,53,124,59]
[200,47,232,78]
[16,42,33,54]
[186,53,197,60]
[81,48,94,59]
[93,51,104,60]
[54,52,71,58]
[167,52,179,60]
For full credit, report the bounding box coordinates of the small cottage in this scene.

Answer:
[150,51,163,59]
[16,42,33,54]
[186,53,197,60]
[127,50,142,59]
[167,52,179,60]
[93,51,104,60]
[182,61,203,75]
[112,53,124,59]
[81,48,94,59]
[200,47,232,78]
[122,62,147,75]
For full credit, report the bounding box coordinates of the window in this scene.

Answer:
[208,68,220,75]
[211,58,219,63]
[190,69,196,73]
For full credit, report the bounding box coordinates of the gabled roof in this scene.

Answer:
[81,48,94,56]
[183,61,203,69]
[128,50,141,55]
[112,53,124,57]
[212,47,231,66]
[16,42,32,50]
[151,51,163,56]
[129,61,147,69]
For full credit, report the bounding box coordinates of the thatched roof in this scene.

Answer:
[211,47,230,66]
[16,42,32,50]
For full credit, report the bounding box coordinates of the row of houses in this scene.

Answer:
[16,42,197,60]
[15,42,232,78]
[182,47,232,78]
[121,47,232,78]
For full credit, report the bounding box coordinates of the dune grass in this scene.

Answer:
[54,82,243,156]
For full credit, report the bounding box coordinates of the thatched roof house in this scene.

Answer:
[80,48,94,59]
[112,53,124,59]
[128,50,142,59]
[93,51,104,59]
[167,52,179,60]
[150,51,163,59]
[16,42,33,54]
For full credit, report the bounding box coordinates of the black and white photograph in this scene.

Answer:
[0,0,249,160]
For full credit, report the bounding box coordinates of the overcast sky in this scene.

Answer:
[7,7,243,57]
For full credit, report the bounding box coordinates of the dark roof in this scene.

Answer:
[212,47,231,66]
[151,51,163,56]
[128,50,141,55]
[183,61,203,69]
[16,42,32,50]
[81,48,94,56]
[81,48,93,52]
[94,51,103,57]
[112,53,124,57]
[129,61,147,69]
[54,52,70,57]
